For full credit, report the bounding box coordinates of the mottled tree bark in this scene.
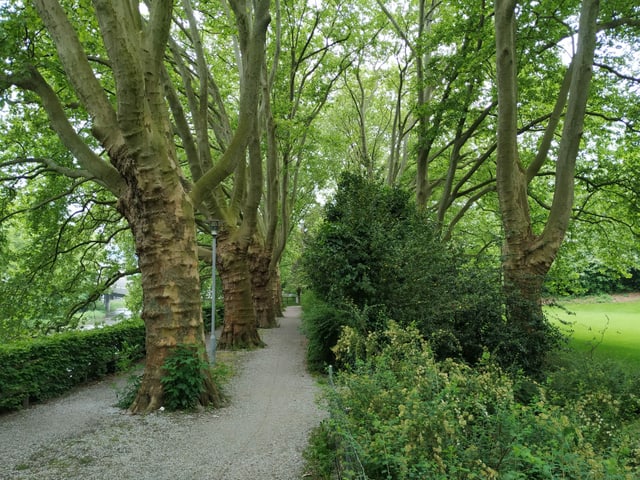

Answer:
[116,158,220,412]
[217,230,264,348]
[249,239,278,328]
[24,0,223,412]
[185,0,270,348]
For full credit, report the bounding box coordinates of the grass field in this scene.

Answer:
[545,295,640,365]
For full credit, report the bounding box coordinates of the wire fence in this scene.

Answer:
[326,365,369,480]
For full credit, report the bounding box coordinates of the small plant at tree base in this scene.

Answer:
[115,373,142,409]
[160,344,208,411]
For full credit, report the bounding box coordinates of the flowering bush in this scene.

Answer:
[305,322,640,479]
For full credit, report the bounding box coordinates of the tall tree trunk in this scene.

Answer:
[217,230,264,348]
[249,239,278,328]
[495,0,599,336]
[501,232,548,327]
[272,268,284,317]
[414,0,436,208]
[113,150,221,413]
[25,0,222,412]
[175,0,271,350]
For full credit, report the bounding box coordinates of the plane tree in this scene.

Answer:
[315,0,639,367]
[0,0,270,411]
[494,0,640,333]
[246,0,358,327]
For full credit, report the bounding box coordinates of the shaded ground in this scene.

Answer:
[547,292,640,305]
[0,306,325,479]
[609,292,640,303]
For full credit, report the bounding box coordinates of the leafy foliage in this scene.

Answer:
[546,353,640,426]
[301,292,347,372]
[302,173,561,374]
[304,322,640,479]
[160,344,209,411]
[0,170,134,341]
[303,172,414,308]
[115,373,143,410]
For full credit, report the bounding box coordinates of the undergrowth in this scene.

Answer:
[303,322,640,479]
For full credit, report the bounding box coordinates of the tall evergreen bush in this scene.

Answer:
[302,173,561,374]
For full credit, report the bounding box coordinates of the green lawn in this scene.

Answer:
[545,296,640,365]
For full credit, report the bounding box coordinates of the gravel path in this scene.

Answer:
[0,307,325,479]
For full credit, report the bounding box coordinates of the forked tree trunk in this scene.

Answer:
[249,240,278,328]
[494,0,599,335]
[217,230,264,348]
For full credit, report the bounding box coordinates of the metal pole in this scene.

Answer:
[209,221,218,364]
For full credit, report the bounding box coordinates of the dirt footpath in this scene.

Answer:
[0,307,325,480]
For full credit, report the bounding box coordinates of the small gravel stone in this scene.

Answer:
[0,307,325,480]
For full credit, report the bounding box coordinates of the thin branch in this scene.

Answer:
[0,177,93,223]
[66,267,140,321]
[594,62,640,83]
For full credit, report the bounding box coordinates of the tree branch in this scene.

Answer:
[543,0,599,247]
[594,62,640,84]
[6,68,124,194]
[32,0,123,151]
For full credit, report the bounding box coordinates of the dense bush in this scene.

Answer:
[303,173,414,309]
[545,354,640,440]
[302,173,561,374]
[301,292,348,372]
[0,319,145,412]
[304,323,640,479]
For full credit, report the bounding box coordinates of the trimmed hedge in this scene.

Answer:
[0,319,145,412]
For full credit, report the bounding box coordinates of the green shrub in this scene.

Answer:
[160,344,209,411]
[303,173,413,309]
[302,293,375,371]
[114,339,144,371]
[546,353,640,442]
[0,319,145,412]
[303,422,340,480]
[302,292,345,372]
[301,173,561,374]
[306,322,640,479]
